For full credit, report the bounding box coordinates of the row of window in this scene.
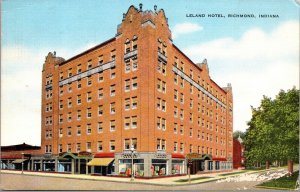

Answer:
[46,139,227,156]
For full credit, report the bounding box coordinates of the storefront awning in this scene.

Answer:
[87,158,114,166]
[172,153,185,159]
[12,159,27,163]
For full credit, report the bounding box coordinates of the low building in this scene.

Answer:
[233,136,245,169]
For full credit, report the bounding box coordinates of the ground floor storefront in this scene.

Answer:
[1,152,232,177]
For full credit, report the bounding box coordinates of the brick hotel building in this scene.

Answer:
[4,4,233,177]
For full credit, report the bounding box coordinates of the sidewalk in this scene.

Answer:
[0,167,290,186]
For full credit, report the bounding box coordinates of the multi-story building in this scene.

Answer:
[38,4,233,177]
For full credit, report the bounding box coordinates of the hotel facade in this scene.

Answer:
[4,4,233,177]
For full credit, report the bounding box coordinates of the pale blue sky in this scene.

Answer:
[1,0,299,145]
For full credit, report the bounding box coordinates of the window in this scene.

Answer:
[67,84,72,92]
[59,100,63,109]
[68,68,72,77]
[98,105,103,116]
[156,139,161,150]
[87,60,92,69]
[97,141,103,151]
[190,84,193,94]
[174,74,178,84]
[161,118,166,131]
[59,128,63,137]
[87,92,92,102]
[59,114,63,123]
[132,77,138,90]
[67,127,72,136]
[174,142,178,152]
[77,95,81,105]
[174,106,178,117]
[174,89,178,101]
[132,97,137,109]
[110,140,115,151]
[68,98,72,108]
[60,72,64,80]
[87,76,92,86]
[98,88,104,99]
[87,108,92,118]
[180,93,184,104]
[110,102,116,114]
[180,125,184,135]
[157,60,166,75]
[190,99,193,108]
[110,85,116,96]
[162,139,166,150]
[58,144,63,153]
[98,55,103,65]
[190,144,193,153]
[77,64,82,74]
[86,142,91,152]
[132,116,137,128]
[110,120,116,131]
[77,126,81,135]
[125,79,130,91]
[157,79,166,93]
[124,139,130,150]
[180,109,184,120]
[190,113,193,123]
[132,38,137,50]
[125,60,131,72]
[67,144,71,152]
[87,124,92,134]
[198,146,201,154]
[67,112,72,122]
[77,80,81,89]
[157,117,161,129]
[98,72,104,82]
[132,138,137,149]
[98,122,103,133]
[76,143,81,152]
[77,110,81,120]
[189,128,193,137]
[111,49,116,61]
[156,98,166,112]
[180,78,184,88]
[124,117,130,129]
[174,123,178,134]
[180,143,184,153]
[132,59,138,71]
[110,68,116,79]
[125,98,130,110]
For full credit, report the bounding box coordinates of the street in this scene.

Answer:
[0,171,278,191]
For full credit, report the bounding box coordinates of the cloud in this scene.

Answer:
[1,42,99,146]
[183,20,299,132]
[172,22,203,38]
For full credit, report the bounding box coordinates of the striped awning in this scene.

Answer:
[87,158,114,166]
[12,159,27,163]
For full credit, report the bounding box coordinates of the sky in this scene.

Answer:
[1,0,299,146]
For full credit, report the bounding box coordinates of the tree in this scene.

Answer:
[243,87,299,173]
[233,130,245,140]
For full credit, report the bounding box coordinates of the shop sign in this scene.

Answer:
[78,151,92,157]
[186,153,202,159]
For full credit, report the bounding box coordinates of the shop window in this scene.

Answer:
[152,159,167,176]
[172,160,184,175]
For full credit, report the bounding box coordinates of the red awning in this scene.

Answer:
[94,152,114,158]
[212,157,227,161]
[172,153,185,159]
[1,154,23,159]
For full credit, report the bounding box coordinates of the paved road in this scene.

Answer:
[1,173,270,191]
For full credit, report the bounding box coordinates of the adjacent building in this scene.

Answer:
[233,136,245,169]
[4,4,233,177]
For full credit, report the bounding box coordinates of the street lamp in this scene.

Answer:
[21,152,24,174]
[130,145,135,181]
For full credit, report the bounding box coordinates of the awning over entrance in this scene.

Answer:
[171,153,185,159]
[12,159,27,163]
[87,158,114,166]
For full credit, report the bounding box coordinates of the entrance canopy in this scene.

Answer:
[87,158,114,166]
[12,159,27,163]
